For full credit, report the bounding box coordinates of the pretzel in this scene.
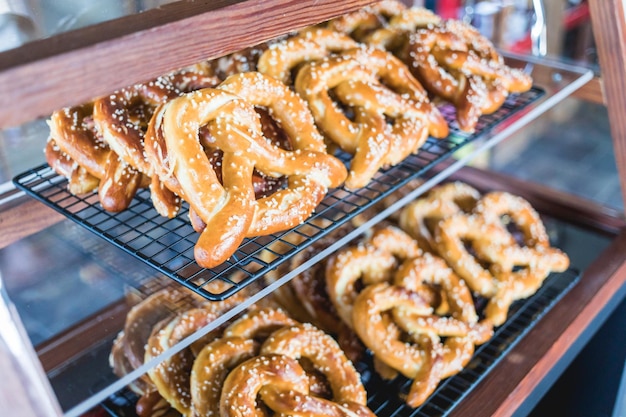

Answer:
[144,296,242,415]
[351,283,434,381]
[326,0,407,41]
[399,182,480,252]
[47,104,148,212]
[261,323,367,405]
[325,225,422,328]
[391,254,493,405]
[259,387,376,417]
[407,20,532,131]
[146,72,347,268]
[434,212,516,296]
[257,28,358,85]
[93,69,221,218]
[190,336,258,417]
[223,306,297,340]
[363,7,442,53]
[472,192,570,325]
[219,354,310,417]
[135,391,179,417]
[295,47,447,188]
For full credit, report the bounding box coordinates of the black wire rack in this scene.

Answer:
[13,87,544,301]
[99,268,580,417]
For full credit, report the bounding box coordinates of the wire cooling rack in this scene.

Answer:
[13,87,544,301]
[99,268,580,417]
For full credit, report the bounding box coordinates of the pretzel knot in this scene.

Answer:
[399,181,480,253]
[94,69,221,218]
[407,20,532,132]
[435,192,570,326]
[296,47,448,189]
[391,253,493,406]
[257,28,358,85]
[47,103,149,212]
[325,226,422,328]
[221,353,375,417]
[146,72,347,268]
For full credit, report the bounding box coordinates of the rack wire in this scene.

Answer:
[99,268,580,417]
[13,87,544,301]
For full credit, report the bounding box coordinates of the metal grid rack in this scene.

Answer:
[13,87,544,301]
[99,268,580,417]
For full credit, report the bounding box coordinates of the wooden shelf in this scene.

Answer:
[0,0,375,128]
[0,0,625,416]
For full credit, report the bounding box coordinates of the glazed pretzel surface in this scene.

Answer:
[399,181,480,252]
[257,28,358,85]
[260,323,367,406]
[407,20,532,131]
[146,72,347,268]
[47,104,148,212]
[296,47,447,188]
[93,69,221,218]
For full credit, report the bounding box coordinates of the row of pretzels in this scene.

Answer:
[110,181,570,415]
[265,181,570,408]
[45,1,533,269]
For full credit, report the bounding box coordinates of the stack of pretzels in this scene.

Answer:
[264,182,568,408]
[45,1,532,269]
[110,286,377,417]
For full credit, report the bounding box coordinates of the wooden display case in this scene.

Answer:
[0,1,624,416]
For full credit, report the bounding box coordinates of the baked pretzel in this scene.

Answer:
[259,387,376,417]
[93,69,221,218]
[145,72,347,268]
[472,192,570,325]
[391,253,492,406]
[326,0,407,41]
[295,47,447,188]
[407,20,532,131]
[325,225,422,328]
[190,336,258,417]
[47,104,148,212]
[260,323,367,406]
[219,354,310,417]
[399,181,480,252]
[257,28,358,85]
[223,306,297,340]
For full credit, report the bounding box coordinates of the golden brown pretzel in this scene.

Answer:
[145,72,347,268]
[390,253,493,406]
[219,354,310,417]
[326,0,407,41]
[47,104,148,212]
[93,69,221,218]
[223,307,297,341]
[295,47,447,188]
[259,387,376,417]
[471,192,570,325]
[260,323,367,406]
[257,28,358,85]
[325,225,422,328]
[45,139,99,195]
[351,283,433,378]
[434,212,515,296]
[407,20,532,131]
[399,181,480,252]
[190,336,258,417]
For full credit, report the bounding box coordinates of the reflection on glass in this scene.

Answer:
[0,0,180,52]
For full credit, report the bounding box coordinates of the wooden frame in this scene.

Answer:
[0,0,625,416]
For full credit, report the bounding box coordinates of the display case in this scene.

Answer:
[1,1,625,417]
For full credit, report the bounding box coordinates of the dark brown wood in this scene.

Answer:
[0,0,376,128]
[450,229,626,417]
[588,0,626,210]
[571,76,605,105]
[0,197,64,250]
